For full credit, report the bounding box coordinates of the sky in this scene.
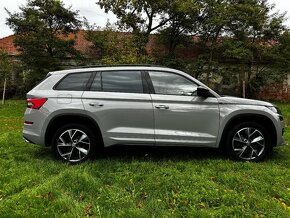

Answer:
[0,0,289,38]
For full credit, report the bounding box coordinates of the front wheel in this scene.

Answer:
[52,123,96,163]
[226,122,271,162]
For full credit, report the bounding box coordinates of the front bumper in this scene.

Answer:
[276,119,285,147]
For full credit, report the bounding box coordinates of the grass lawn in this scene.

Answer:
[0,100,289,217]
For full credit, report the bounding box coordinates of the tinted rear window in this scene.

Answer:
[55,72,92,91]
[91,71,144,93]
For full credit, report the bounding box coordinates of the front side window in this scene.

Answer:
[55,72,92,91]
[149,71,198,96]
[91,71,144,93]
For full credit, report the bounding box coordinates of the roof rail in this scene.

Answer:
[72,64,168,69]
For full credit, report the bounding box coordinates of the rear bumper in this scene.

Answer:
[23,128,45,146]
[23,107,48,146]
[23,136,35,144]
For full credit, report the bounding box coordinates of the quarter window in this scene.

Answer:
[55,72,92,91]
[149,71,198,96]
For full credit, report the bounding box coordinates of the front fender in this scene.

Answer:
[216,104,281,147]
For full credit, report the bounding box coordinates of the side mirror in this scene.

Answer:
[197,86,211,98]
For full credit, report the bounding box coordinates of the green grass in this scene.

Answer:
[0,100,289,217]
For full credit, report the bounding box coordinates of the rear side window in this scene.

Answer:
[91,71,144,93]
[55,72,92,91]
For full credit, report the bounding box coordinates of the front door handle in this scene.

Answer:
[155,105,169,109]
[89,102,104,107]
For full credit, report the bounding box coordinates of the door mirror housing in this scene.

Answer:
[197,86,211,98]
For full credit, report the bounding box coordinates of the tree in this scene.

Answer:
[97,0,182,54]
[87,0,290,98]
[217,0,287,97]
[184,0,287,97]
[6,0,82,83]
[193,0,231,83]
[85,23,153,64]
[0,50,20,104]
[156,1,200,56]
[0,51,10,104]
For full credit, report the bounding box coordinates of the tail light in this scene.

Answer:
[27,98,47,109]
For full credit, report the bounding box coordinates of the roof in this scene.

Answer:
[0,35,19,55]
[50,65,176,75]
[66,30,95,57]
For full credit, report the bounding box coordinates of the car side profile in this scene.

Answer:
[23,65,285,163]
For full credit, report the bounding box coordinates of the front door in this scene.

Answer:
[148,71,220,147]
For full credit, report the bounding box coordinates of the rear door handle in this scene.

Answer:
[155,105,169,109]
[89,102,104,107]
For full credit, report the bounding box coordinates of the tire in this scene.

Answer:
[52,123,97,163]
[225,122,271,162]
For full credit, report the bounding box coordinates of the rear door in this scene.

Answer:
[147,71,220,147]
[82,70,155,147]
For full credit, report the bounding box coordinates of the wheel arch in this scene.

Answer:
[44,114,103,148]
[218,114,277,148]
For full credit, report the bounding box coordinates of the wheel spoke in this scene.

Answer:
[246,128,250,139]
[256,141,264,147]
[233,137,247,144]
[78,134,88,143]
[249,148,255,159]
[233,131,247,143]
[239,146,247,157]
[78,149,82,159]
[251,136,264,144]
[68,148,74,160]
[61,150,72,158]
[57,142,71,147]
[78,141,90,145]
[234,146,247,157]
[251,148,259,156]
[59,136,66,144]
[68,130,73,141]
[76,147,88,155]
[237,132,243,141]
[71,130,78,140]
[249,129,258,137]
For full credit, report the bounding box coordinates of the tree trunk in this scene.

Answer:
[246,61,252,98]
[206,47,214,83]
[2,77,7,105]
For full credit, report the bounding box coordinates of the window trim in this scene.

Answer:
[86,72,97,91]
[53,72,94,91]
[144,71,155,94]
[88,70,149,94]
[145,70,199,96]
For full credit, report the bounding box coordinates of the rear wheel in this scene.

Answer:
[52,123,96,163]
[226,122,271,162]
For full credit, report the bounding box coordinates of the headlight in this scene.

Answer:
[266,106,282,115]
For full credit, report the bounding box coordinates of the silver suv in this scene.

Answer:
[23,65,285,163]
